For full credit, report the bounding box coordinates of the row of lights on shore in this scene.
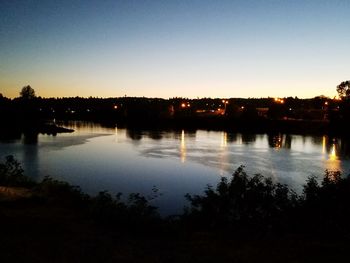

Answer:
[274,98,284,104]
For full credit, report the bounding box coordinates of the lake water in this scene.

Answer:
[1,121,350,215]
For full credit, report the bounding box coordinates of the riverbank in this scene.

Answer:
[1,156,350,262]
[0,122,73,140]
[1,200,348,263]
[1,189,349,263]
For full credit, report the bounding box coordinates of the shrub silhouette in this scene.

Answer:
[185,166,350,237]
[35,176,89,207]
[0,156,160,229]
[0,155,35,187]
[300,170,350,235]
[185,166,298,232]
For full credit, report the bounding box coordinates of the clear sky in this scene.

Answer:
[1,0,349,98]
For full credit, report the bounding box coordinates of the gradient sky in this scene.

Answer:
[1,0,349,98]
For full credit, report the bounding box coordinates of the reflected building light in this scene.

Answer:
[236,134,243,145]
[219,131,229,176]
[329,144,337,161]
[221,131,227,148]
[322,136,327,154]
[271,134,283,149]
[180,130,186,163]
[326,142,340,171]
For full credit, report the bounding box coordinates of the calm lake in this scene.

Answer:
[1,121,350,215]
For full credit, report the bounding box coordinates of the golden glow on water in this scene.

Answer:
[322,136,327,154]
[326,141,340,171]
[329,144,337,161]
[221,131,227,148]
[180,130,186,163]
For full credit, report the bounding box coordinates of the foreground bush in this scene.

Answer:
[0,155,160,229]
[0,155,35,187]
[185,166,350,237]
[184,166,298,232]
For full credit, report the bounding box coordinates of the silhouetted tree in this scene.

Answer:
[335,81,350,122]
[20,85,36,100]
[336,81,350,100]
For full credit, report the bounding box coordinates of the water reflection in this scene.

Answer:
[330,143,337,161]
[180,130,186,163]
[221,131,227,148]
[327,140,340,171]
[267,134,292,149]
[127,129,142,141]
[3,123,350,216]
[22,132,38,145]
[148,130,163,140]
[226,133,238,143]
[284,135,292,149]
[318,136,341,170]
[268,133,283,149]
[322,136,327,154]
[219,132,229,175]
[241,133,256,144]
[22,140,39,179]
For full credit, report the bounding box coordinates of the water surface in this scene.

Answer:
[1,122,349,215]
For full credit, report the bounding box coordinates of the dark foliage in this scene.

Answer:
[184,166,298,233]
[0,156,159,229]
[0,155,35,187]
[89,191,159,229]
[185,165,350,237]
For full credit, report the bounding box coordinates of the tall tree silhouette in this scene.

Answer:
[336,81,350,100]
[20,85,36,100]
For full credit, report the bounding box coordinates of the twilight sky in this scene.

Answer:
[1,0,349,98]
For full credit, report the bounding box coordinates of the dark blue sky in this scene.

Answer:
[1,0,349,98]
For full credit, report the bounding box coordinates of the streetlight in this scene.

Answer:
[222,100,229,114]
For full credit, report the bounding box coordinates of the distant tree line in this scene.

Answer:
[1,83,350,133]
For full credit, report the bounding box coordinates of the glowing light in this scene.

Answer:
[274,98,284,104]
[114,105,118,109]
[181,103,186,108]
[324,101,328,105]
